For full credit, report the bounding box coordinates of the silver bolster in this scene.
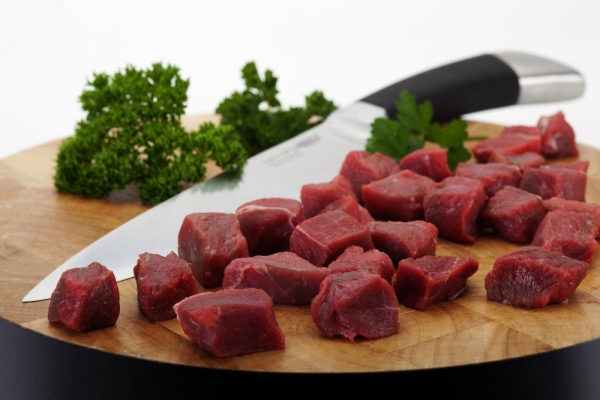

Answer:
[494,51,585,104]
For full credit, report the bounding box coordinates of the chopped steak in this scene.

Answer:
[537,111,578,158]
[519,164,587,201]
[471,132,542,163]
[368,220,437,265]
[455,162,521,197]
[339,150,399,202]
[399,147,453,182]
[318,194,374,224]
[328,246,396,283]
[488,151,546,171]
[501,125,543,137]
[300,175,357,218]
[543,197,600,236]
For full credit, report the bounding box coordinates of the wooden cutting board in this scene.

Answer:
[1,115,600,373]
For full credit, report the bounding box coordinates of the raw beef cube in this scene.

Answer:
[480,186,546,244]
[538,111,578,158]
[178,213,249,288]
[134,252,198,322]
[501,125,543,137]
[368,220,437,265]
[484,246,589,308]
[532,210,598,264]
[174,288,285,357]
[543,197,600,236]
[423,177,488,243]
[236,197,305,255]
[310,271,399,341]
[487,151,546,171]
[328,246,396,283]
[339,150,399,202]
[301,175,357,218]
[471,133,542,163]
[550,160,589,173]
[394,256,479,310]
[362,170,439,221]
[222,252,331,304]
[519,164,586,201]
[318,194,374,224]
[399,147,453,182]
[290,210,374,267]
[455,162,521,197]
[48,262,120,333]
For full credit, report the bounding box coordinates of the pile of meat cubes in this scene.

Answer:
[48,111,598,357]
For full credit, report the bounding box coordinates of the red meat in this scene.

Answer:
[487,151,546,171]
[484,246,589,308]
[543,197,600,236]
[471,133,542,163]
[455,162,521,197]
[290,210,373,267]
[362,170,439,221]
[310,271,399,341]
[222,252,331,304]
[519,164,587,201]
[480,186,546,244]
[318,194,374,224]
[133,252,198,322]
[532,210,598,264]
[48,262,120,333]
[300,175,357,218]
[538,111,578,158]
[236,197,305,255]
[178,213,249,288]
[174,289,285,357]
[328,246,396,283]
[394,256,479,310]
[368,220,437,265]
[423,177,488,243]
[339,150,399,202]
[501,125,543,137]
[399,147,453,182]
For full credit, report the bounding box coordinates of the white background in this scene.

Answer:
[1,0,599,160]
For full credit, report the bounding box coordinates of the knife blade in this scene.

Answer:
[23,51,584,302]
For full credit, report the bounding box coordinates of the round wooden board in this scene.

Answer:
[1,115,600,373]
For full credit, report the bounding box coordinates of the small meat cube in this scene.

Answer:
[551,160,589,173]
[222,252,331,304]
[471,133,542,163]
[501,125,543,137]
[48,262,120,333]
[134,252,198,322]
[538,111,578,158]
[290,210,374,267]
[543,197,600,236]
[318,194,374,224]
[362,170,439,221]
[399,147,452,182]
[480,186,546,244]
[328,246,396,283]
[455,162,521,197]
[532,210,598,264]
[174,289,285,357]
[519,164,586,201]
[368,220,437,265]
[488,151,546,171]
[310,271,399,341]
[484,246,589,308]
[339,150,399,203]
[300,175,357,218]
[423,177,488,243]
[394,256,479,310]
[178,213,249,288]
[236,197,305,255]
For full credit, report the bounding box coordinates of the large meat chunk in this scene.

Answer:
[532,210,598,264]
[339,150,399,203]
[134,252,198,322]
[394,256,479,310]
[318,194,374,224]
[174,289,285,357]
[362,170,439,221]
[455,162,521,197]
[519,164,587,201]
[488,151,546,171]
[290,210,374,267]
[300,175,356,218]
[222,252,330,304]
[484,246,589,308]
[423,177,488,243]
[480,186,546,244]
[368,220,437,265]
[178,213,249,288]
[310,271,399,342]
[48,262,120,333]
[399,147,453,182]
[471,132,542,163]
[538,111,578,158]
[328,246,395,283]
[543,197,600,236]
[235,197,305,255]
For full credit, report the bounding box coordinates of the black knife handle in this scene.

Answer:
[361,54,520,121]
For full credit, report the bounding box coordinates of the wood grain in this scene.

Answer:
[1,115,599,373]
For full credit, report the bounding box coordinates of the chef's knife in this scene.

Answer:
[23,51,584,302]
